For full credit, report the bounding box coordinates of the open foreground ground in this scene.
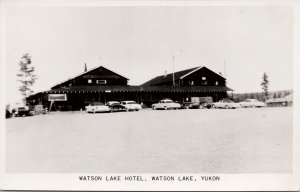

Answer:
[5,107,292,173]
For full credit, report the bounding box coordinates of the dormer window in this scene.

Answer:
[88,79,92,84]
[201,77,207,85]
[96,80,107,84]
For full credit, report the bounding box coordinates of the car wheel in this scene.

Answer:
[126,108,129,112]
[225,105,229,109]
[164,106,168,110]
[185,106,189,109]
[152,106,156,110]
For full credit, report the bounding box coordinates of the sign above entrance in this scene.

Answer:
[48,94,67,101]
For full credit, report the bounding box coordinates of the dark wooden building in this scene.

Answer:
[27,65,232,111]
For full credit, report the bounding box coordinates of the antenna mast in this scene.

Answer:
[172,55,175,86]
[224,60,227,78]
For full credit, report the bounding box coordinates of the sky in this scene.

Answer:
[4,5,293,104]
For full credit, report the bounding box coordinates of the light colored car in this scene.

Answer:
[120,101,142,111]
[152,99,181,110]
[86,102,111,113]
[212,99,241,109]
[239,99,266,108]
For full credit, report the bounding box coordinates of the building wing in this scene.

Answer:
[51,65,129,89]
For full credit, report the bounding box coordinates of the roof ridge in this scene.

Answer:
[51,65,129,89]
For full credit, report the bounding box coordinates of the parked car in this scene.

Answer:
[120,101,142,111]
[86,102,111,113]
[182,97,213,109]
[239,99,266,108]
[212,99,241,109]
[12,106,31,116]
[106,101,126,112]
[152,99,181,110]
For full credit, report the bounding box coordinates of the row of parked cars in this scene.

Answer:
[213,99,266,109]
[150,98,266,110]
[7,98,266,117]
[86,101,142,113]
[86,98,267,114]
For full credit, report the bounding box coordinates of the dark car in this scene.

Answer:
[12,106,31,117]
[106,101,126,112]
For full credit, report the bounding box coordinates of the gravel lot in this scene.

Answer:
[6,107,292,173]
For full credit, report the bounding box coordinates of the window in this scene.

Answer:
[88,79,92,84]
[215,81,218,85]
[96,80,107,84]
[201,77,207,85]
[189,81,194,85]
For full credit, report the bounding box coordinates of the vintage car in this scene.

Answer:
[12,106,32,116]
[86,102,111,113]
[212,99,241,109]
[106,101,126,112]
[182,97,213,109]
[120,101,142,111]
[152,99,181,110]
[239,99,266,108]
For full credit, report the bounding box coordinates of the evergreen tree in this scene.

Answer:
[17,53,37,105]
[260,72,269,101]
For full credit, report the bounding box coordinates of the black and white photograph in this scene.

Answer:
[0,0,299,191]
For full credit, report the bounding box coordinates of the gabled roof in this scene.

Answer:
[142,66,199,86]
[51,65,128,89]
[141,66,225,86]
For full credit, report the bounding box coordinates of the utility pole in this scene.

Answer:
[173,55,175,86]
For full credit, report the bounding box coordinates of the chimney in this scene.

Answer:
[164,70,168,78]
[84,63,87,72]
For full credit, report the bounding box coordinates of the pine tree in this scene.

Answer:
[17,53,37,105]
[260,72,269,101]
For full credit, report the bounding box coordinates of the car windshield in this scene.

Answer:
[161,100,172,103]
[91,102,104,106]
[107,101,119,105]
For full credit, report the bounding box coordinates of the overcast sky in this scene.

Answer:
[5,5,293,104]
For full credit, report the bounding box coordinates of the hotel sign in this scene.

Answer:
[48,94,67,101]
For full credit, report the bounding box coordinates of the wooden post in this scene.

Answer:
[49,101,54,112]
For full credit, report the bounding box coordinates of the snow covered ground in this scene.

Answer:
[5,107,292,173]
